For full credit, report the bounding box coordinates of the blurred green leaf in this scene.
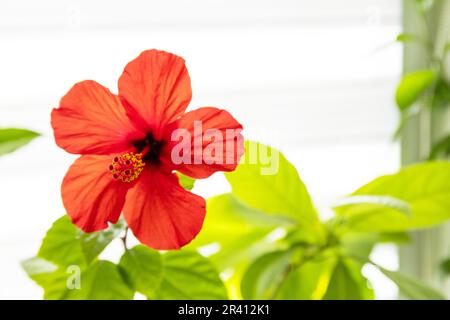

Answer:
[415,0,435,11]
[0,128,39,156]
[395,70,437,111]
[276,254,336,300]
[340,233,377,261]
[336,161,450,232]
[440,258,450,275]
[118,245,163,298]
[444,42,450,55]
[241,250,293,299]
[23,258,134,300]
[429,135,450,160]
[396,33,421,43]
[154,250,228,300]
[188,194,289,269]
[378,266,444,300]
[226,141,320,229]
[177,172,195,191]
[323,258,374,300]
[333,195,412,216]
[431,78,450,109]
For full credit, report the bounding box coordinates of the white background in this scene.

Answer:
[0,0,401,299]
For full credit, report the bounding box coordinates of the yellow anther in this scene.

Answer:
[109,152,145,183]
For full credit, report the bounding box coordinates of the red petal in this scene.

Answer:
[123,168,206,250]
[164,107,244,179]
[62,155,132,232]
[51,80,143,155]
[118,50,192,139]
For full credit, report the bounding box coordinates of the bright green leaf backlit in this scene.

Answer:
[0,128,39,156]
[395,69,437,111]
[378,266,444,300]
[225,141,320,229]
[336,161,450,232]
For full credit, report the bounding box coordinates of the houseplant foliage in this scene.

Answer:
[394,0,450,159]
[23,141,450,300]
[22,177,227,300]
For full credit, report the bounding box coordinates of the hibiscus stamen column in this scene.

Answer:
[109,152,145,182]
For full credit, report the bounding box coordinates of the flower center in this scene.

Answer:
[109,152,145,182]
[133,133,164,164]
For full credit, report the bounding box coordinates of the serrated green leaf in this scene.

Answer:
[37,215,125,267]
[79,217,126,263]
[336,161,450,232]
[395,70,437,111]
[38,216,87,267]
[225,141,320,229]
[118,245,163,297]
[0,128,39,156]
[23,258,134,300]
[64,261,134,300]
[155,251,227,300]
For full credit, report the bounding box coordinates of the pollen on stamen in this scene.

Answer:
[109,152,145,183]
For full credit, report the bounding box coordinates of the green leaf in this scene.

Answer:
[323,258,374,300]
[431,78,450,110]
[276,254,336,300]
[22,257,58,275]
[79,217,126,263]
[378,266,444,300]
[38,216,87,267]
[339,233,377,261]
[177,172,195,191]
[440,258,450,275]
[429,135,450,160]
[65,260,134,300]
[444,42,450,56]
[188,194,289,269]
[396,33,420,43]
[333,195,412,216]
[118,245,163,297]
[0,128,39,156]
[225,141,319,228]
[241,250,293,299]
[37,215,125,267]
[395,70,437,111]
[336,161,450,232]
[22,257,74,300]
[154,251,228,300]
[23,258,134,300]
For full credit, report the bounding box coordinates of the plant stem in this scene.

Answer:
[121,227,129,251]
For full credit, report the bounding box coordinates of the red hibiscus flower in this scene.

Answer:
[51,50,244,250]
